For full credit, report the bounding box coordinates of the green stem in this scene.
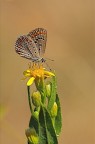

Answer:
[52,117,55,128]
[27,86,33,114]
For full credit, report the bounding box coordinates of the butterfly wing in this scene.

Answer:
[15,35,41,61]
[28,28,47,58]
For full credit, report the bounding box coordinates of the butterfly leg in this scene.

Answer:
[28,62,32,69]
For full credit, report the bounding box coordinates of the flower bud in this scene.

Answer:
[50,102,58,118]
[25,128,39,144]
[45,83,51,97]
[32,91,41,107]
[33,111,39,120]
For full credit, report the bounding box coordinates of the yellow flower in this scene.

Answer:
[23,63,55,86]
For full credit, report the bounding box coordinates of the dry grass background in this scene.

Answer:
[0,0,95,144]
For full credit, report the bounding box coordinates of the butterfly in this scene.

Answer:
[15,28,47,62]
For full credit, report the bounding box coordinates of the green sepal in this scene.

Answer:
[54,94,62,136]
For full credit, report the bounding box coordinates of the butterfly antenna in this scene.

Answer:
[45,57,54,61]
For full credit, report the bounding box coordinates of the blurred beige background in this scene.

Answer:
[0,0,95,144]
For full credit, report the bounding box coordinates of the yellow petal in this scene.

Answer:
[27,77,35,86]
[26,70,31,72]
[23,71,31,77]
[36,74,41,77]
[44,71,55,77]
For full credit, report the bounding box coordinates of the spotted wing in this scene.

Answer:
[15,35,41,61]
[28,28,47,58]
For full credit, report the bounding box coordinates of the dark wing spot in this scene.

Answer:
[39,48,41,51]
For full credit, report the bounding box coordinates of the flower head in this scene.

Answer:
[23,63,55,86]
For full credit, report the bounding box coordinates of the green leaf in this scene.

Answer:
[39,106,47,144]
[44,107,58,144]
[47,77,56,111]
[39,106,58,144]
[55,94,62,136]
[29,115,39,134]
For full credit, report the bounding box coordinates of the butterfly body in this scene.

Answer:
[15,28,47,62]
